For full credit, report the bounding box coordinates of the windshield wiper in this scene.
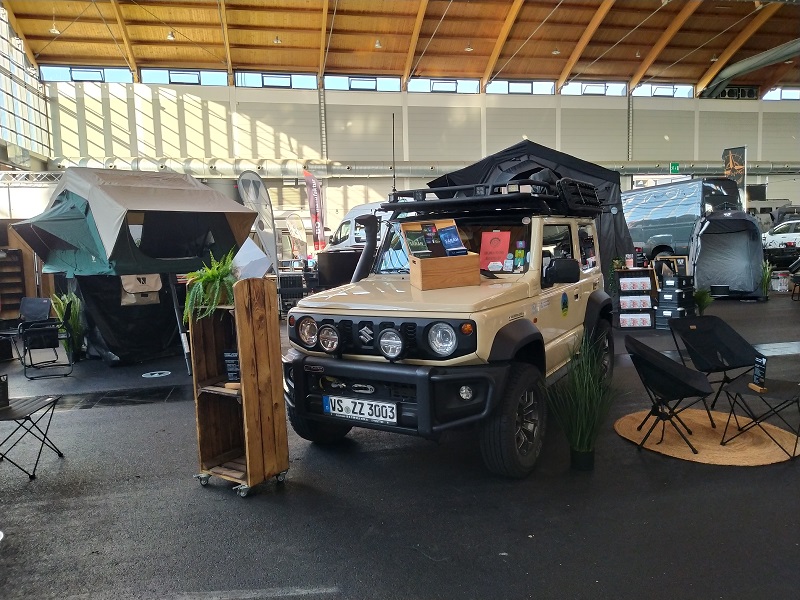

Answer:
[480,270,499,279]
[380,267,410,274]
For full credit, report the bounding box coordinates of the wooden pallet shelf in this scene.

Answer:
[190,278,289,494]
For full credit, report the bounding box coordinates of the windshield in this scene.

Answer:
[376,216,533,275]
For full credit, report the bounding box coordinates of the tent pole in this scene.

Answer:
[169,274,192,376]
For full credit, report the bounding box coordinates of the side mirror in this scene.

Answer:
[542,258,580,288]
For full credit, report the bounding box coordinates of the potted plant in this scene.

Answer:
[693,289,714,316]
[547,334,616,471]
[760,259,775,300]
[51,291,85,360]
[183,249,236,323]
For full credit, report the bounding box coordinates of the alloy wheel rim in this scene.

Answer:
[515,391,539,456]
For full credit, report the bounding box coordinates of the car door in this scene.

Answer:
[539,221,584,376]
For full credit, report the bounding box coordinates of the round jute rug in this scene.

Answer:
[614,409,797,466]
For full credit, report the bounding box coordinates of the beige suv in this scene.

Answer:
[283,178,613,478]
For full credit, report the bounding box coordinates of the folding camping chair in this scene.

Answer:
[668,315,761,412]
[0,297,56,360]
[18,301,74,380]
[0,395,63,479]
[625,336,715,454]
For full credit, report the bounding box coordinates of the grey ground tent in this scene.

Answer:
[427,140,634,288]
[12,168,257,276]
[689,210,763,297]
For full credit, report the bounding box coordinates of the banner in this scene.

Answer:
[303,169,326,251]
[236,171,279,274]
[285,213,308,260]
[722,146,746,191]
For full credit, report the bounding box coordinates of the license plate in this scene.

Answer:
[323,395,397,425]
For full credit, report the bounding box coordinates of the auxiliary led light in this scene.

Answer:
[318,325,340,354]
[378,328,404,360]
[459,386,474,401]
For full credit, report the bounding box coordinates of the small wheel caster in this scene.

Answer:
[276,471,287,483]
[233,484,250,498]
[193,473,210,487]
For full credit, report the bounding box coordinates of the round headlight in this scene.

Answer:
[428,322,457,357]
[318,325,340,354]
[378,328,404,360]
[297,317,318,348]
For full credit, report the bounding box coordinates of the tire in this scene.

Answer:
[286,399,352,444]
[480,364,547,479]
[590,318,614,384]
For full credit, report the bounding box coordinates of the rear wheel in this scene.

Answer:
[591,318,614,384]
[286,398,352,443]
[480,364,547,478]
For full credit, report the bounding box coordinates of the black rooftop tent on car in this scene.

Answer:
[427,140,634,285]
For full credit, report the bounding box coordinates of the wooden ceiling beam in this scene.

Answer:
[628,0,701,92]
[318,0,329,81]
[217,0,233,85]
[0,1,38,70]
[402,0,428,90]
[108,0,138,82]
[556,0,615,93]
[758,61,797,99]
[481,0,525,92]
[695,2,782,96]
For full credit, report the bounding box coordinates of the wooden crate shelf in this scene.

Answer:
[190,278,289,494]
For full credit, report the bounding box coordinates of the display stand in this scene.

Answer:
[616,267,658,329]
[189,278,289,497]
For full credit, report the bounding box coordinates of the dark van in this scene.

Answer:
[621,178,741,260]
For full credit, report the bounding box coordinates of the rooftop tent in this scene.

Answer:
[12,168,257,276]
[427,140,634,287]
[689,210,763,297]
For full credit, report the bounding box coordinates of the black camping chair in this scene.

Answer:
[0,297,56,361]
[19,301,73,380]
[668,315,762,411]
[625,335,714,454]
[0,395,63,479]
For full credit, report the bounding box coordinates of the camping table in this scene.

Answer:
[722,375,800,459]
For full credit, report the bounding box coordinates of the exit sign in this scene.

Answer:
[669,162,680,174]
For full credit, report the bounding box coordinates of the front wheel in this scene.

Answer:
[480,364,547,479]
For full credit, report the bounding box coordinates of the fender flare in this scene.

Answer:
[584,289,613,336]
[488,319,545,368]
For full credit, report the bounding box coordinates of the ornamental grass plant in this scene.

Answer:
[547,334,616,455]
[51,291,85,357]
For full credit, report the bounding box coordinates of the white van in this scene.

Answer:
[324,202,392,252]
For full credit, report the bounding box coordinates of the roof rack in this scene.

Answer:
[382,177,603,218]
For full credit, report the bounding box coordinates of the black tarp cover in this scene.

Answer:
[427,140,634,287]
[689,210,763,296]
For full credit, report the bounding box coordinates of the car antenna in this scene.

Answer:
[391,112,396,193]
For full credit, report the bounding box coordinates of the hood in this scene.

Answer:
[296,276,531,313]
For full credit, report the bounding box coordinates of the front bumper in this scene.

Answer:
[283,349,510,439]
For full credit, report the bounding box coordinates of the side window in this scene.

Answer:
[578,224,597,270]
[773,223,791,235]
[330,221,351,245]
[543,224,574,260]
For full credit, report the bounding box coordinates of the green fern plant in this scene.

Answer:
[183,249,236,322]
[51,291,85,357]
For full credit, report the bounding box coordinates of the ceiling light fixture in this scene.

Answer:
[49,8,61,35]
[273,35,282,44]
[465,42,473,52]
[166,30,176,41]
[374,39,382,49]
[710,54,718,62]
[551,48,561,56]
[635,50,641,59]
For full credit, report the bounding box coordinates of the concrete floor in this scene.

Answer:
[1,293,799,599]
